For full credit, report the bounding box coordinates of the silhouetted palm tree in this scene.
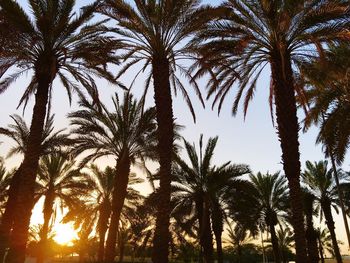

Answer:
[172,135,250,263]
[302,160,344,263]
[193,2,350,260]
[0,1,120,260]
[35,152,89,263]
[0,114,70,262]
[0,158,12,216]
[98,1,219,261]
[69,92,156,262]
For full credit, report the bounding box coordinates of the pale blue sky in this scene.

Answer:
[1,0,349,253]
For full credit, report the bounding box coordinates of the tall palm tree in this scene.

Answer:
[302,160,344,263]
[69,92,156,262]
[301,44,350,249]
[193,2,350,261]
[0,114,71,263]
[172,135,250,263]
[97,1,220,261]
[0,1,120,261]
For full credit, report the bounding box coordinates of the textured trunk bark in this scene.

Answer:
[214,230,223,263]
[104,155,130,263]
[0,168,21,263]
[151,55,174,263]
[97,202,111,262]
[201,200,213,263]
[37,189,55,263]
[322,200,343,263]
[269,222,281,263]
[305,211,319,263]
[270,49,308,263]
[5,72,50,263]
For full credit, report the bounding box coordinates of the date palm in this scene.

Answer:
[172,135,250,263]
[97,1,221,261]
[86,165,114,262]
[0,114,71,263]
[69,92,156,262]
[0,158,13,216]
[35,152,90,263]
[302,160,344,263]
[0,1,120,261]
[193,2,350,261]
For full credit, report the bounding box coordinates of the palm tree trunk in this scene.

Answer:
[329,151,350,250]
[322,201,343,263]
[5,73,50,263]
[270,49,308,263]
[37,189,55,263]
[151,55,174,263]
[305,218,320,263]
[214,231,223,263]
[98,203,111,262]
[318,236,325,263]
[201,200,213,263]
[105,155,131,263]
[0,168,21,262]
[269,222,281,263]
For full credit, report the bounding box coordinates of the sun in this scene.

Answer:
[53,223,78,245]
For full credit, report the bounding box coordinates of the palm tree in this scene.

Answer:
[302,189,319,263]
[172,135,250,263]
[35,152,90,263]
[86,165,114,262]
[230,172,288,263]
[97,1,220,261]
[0,114,71,262]
[225,223,253,263]
[302,160,344,263]
[301,44,350,249]
[193,2,350,261]
[317,227,344,263]
[0,1,120,261]
[69,92,156,262]
[275,227,294,263]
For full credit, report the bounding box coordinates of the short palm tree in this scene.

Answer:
[193,2,350,260]
[35,152,90,263]
[302,189,319,263]
[0,1,120,261]
[69,92,156,262]
[0,114,70,263]
[172,135,250,263]
[275,227,294,263]
[232,172,289,263]
[97,1,220,261]
[302,161,344,263]
[225,223,253,263]
[86,165,114,262]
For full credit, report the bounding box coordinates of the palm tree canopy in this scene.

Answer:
[192,0,350,116]
[302,160,345,216]
[69,92,157,167]
[301,44,350,164]
[0,0,121,108]
[98,0,223,120]
[0,114,71,159]
[36,152,90,209]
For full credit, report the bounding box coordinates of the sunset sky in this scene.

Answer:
[1,0,349,253]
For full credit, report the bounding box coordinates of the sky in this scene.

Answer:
[1,0,350,255]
